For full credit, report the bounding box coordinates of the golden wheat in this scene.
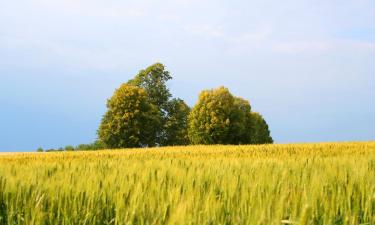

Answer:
[0,142,375,224]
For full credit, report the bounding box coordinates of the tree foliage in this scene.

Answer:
[188,86,273,145]
[96,63,272,149]
[188,87,252,144]
[162,98,190,146]
[127,63,172,110]
[98,84,161,148]
[251,112,273,144]
[64,145,75,151]
[232,97,253,144]
[127,63,189,146]
[74,140,106,151]
[98,63,190,148]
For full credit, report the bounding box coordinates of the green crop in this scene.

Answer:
[0,142,375,224]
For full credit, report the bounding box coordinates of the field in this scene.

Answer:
[1,142,375,225]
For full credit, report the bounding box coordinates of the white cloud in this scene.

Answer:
[271,39,375,54]
[231,28,273,43]
[33,0,147,18]
[184,24,225,39]
[0,35,127,70]
[272,41,332,54]
[342,40,375,52]
[182,25,273,45]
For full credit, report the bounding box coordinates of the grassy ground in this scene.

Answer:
[0,142,375,224]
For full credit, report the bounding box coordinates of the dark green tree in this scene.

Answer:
[98,84,161,148]
[162,98,190,146]
[250,112,273,144]
[64,145,75,151]
[232,97,253,144]
[127,63,189,146]
[127,63,172,110]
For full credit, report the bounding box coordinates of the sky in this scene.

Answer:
[0,0,374,151]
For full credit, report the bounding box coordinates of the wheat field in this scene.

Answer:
[0,142,375,224]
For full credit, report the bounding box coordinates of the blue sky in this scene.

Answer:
[0,0,374,151]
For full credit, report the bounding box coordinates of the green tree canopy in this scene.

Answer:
[98,64,272,148]
[99,63,190,148]
[127,63,189,146]
[188,87,253,144]
[127,63,172,110]
[251,112,273,144]
[188,86,273,145]
[162,98,190,146]
[98,84,161,148]
[232,97,253,144]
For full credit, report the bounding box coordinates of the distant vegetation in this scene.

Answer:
[37,63,272,152]
[37,141,105,152]
[3,142,375,224]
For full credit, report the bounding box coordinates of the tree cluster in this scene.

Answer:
[98,63,190,148]
[97,63,273,148]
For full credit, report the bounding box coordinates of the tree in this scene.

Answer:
[162,98,190,146]
[188,87,253,144]
[127,63,172,110]
[127,63,189,146]
[64,145,75,151]
[88,140,106,150]
[75,140,106,151]
[250,112,273,144]
[98,84,161,148]
[232,97,253,144]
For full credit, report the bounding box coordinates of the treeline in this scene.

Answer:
[36,141,105,152]
[37,63,272,152]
